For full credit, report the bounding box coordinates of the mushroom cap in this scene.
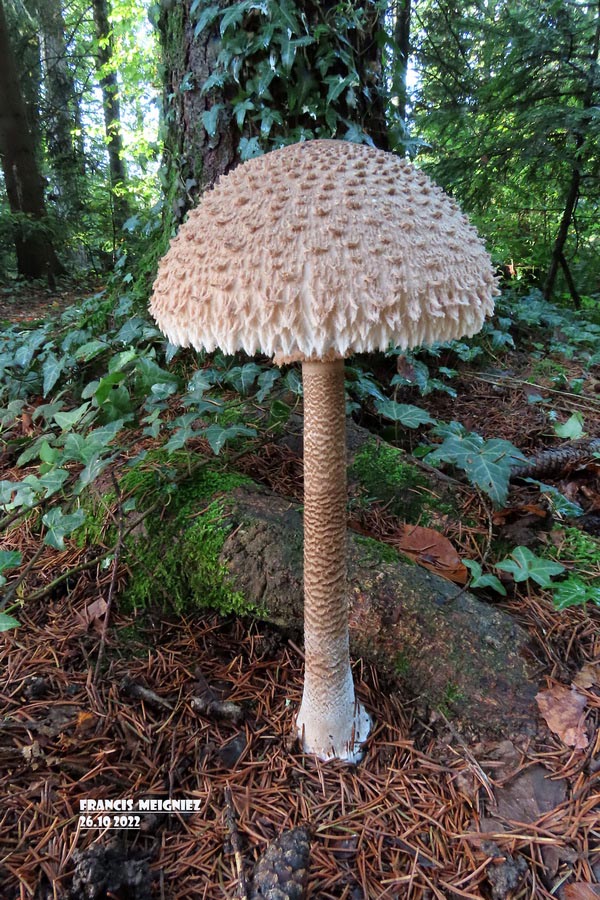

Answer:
[150,140,498,364]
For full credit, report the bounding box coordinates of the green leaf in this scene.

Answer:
[0,613,20,632]
[42,508,87,550]
[463,558,507,595]
[204,424,256,455]
[427,429,526,506]
[551,577,598,609]
[239,136,262,160]
[53,403,92,432]
[554,412,585,440]
[256,368,280,402]
[194,4,220,35]
[0,549,22,574]
[525,479,584,518]
[42,352,65,397]
[375,399,437,428]
[201,104,224,138]
[37,469,70,498]
[74,340,108,362]
[496,546,565,588]
[225,362,262,394]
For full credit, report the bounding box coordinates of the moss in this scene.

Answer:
[350,438,454,523]
[394,651,411,676]
[437,682,466,717]
[354,534,399,565]
[121,462,257,617]
[547,526,600,569]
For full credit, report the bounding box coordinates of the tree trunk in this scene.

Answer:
[158,0,239,222]
[544,2,600,303]
[0,0,63,279]
[157,0,389,225]
[92,0,130,236]
[36,0,83,216]
[394,0,411,122]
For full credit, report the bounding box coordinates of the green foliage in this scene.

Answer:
[413,0,600,291]
[496,546,565,588]
[425,423,526,507]
[186,0,401,154]
[463,559,507,596]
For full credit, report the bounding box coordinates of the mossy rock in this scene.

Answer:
[118,450,258,618]
[349,436,456,524]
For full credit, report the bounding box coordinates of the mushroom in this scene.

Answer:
[150,139,498,762]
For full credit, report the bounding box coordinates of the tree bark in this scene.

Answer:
[394,0,411,122]
[157,0,389,225]
[92,0,130,236]
[36,0,83,216]
[0,0,63,279]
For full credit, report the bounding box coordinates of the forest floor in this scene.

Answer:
[0,286,599,900]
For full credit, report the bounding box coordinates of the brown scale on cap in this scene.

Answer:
[150,139,497,366]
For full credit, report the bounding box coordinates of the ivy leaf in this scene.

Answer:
[74,340,108,362]
[53,403,92,432]
[554,412,585,440]
[496,546,565,588]
[225,362,262,394]
[42,508,86,550]
[0,613,20,632]
[0,549,22,575]
[375,399,437,428]
[234,98,255,127]
[42,352,65,397]
[525,479,584,518]
[463,558,507,595]
[204,424,256,455]
[256,368,280,402]
[37,469,70,498]
[193,3,220,35]
[426,428,526,506]
[201,104,224,138]
[239,137,262,161]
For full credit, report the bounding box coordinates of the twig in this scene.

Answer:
[224,785,250,900]
[93,474,124,686]
[119,676,174,711]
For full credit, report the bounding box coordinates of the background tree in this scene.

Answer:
[92,0,130,236]
[0,0,63,279]
[34,0,84,218]
[412,0,600,302]
[157,0,394,225]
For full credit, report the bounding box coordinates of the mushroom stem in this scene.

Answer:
[296,358,371,761]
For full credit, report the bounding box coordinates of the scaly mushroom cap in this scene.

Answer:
[150,140,497,363]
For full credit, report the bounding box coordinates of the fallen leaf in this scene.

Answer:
[536,684,588,749]
[493,504,547,525]
[84,597,108,622]
[75,711,97,734]
[573,662,600,690]
[391,524,468,584]
[563,885,600,899]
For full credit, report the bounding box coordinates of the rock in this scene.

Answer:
[219,484,539,737]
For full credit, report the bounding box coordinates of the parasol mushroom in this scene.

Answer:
[150,139,498,762]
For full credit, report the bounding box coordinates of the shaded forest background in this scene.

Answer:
[0,0,599,306]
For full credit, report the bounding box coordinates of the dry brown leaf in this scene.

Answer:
[392,524,468,584]
[535,684,589,749]
[75,711,97,734]
[563,885,600,899]
[573,662,600,690]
